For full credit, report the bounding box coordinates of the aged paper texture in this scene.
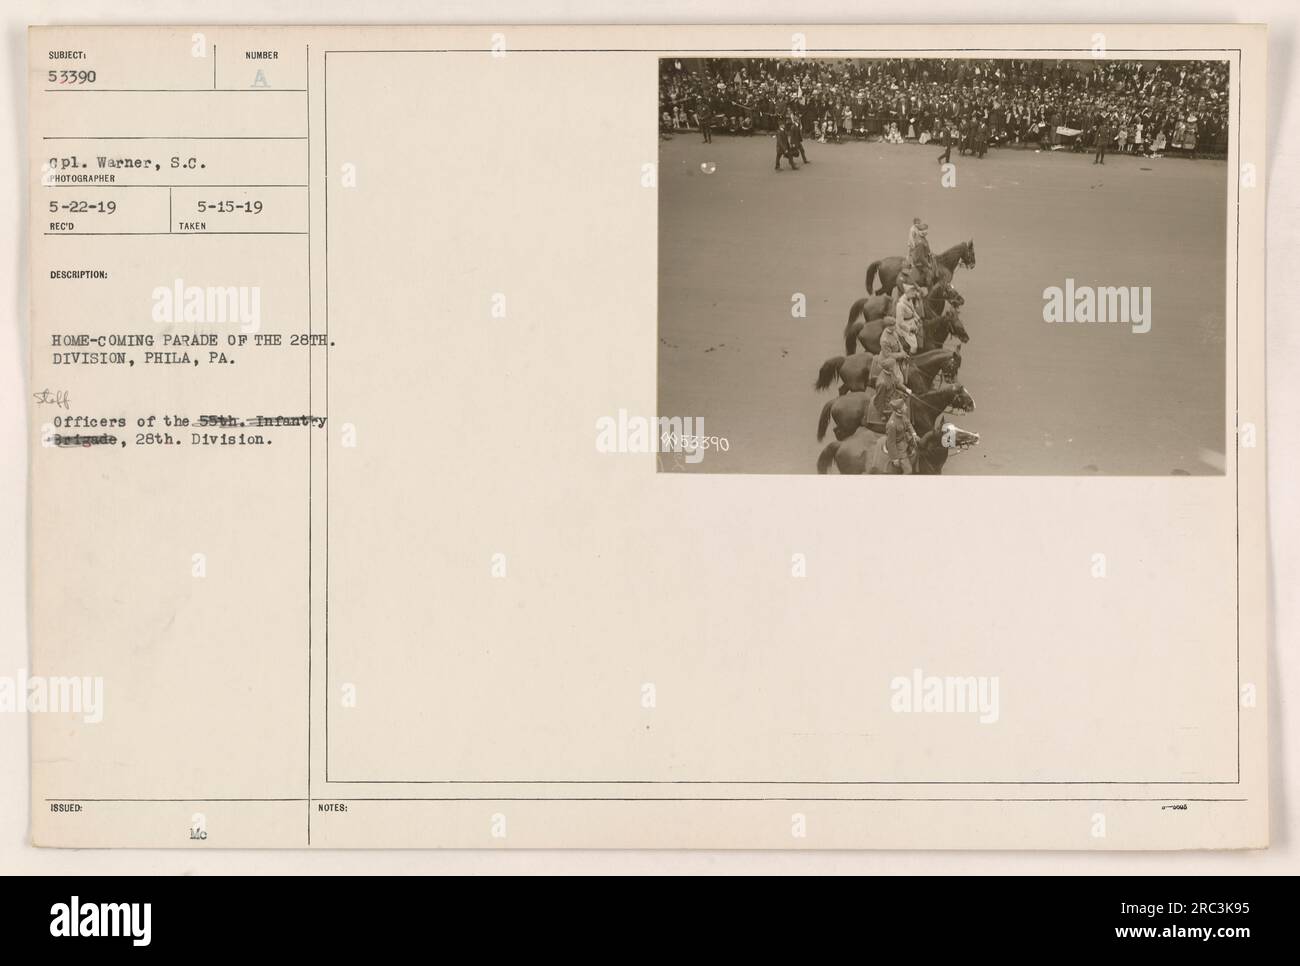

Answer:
[27,24,1267,849]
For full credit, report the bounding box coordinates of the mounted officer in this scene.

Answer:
[884,395,919,474]
[894,281,924,353]
[871,318,911,427]
[906,217,937,288]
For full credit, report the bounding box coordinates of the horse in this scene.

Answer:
[860,382,975,438]
[814,351,875,394]
[844,314,886,355]
[817,381,973,443]
[818,391,872,442]
[865,240,976,296]
[816,343,960,401]
[816,427,893,474]
[843,284,956,355]
[919,343,962,389]
[816,419,980,474]
[916,414,982,474]
[846,298,968,356]
[918,302,970,352]
[919,279,965,315]
[842,293,894,344]
[905,348,963,392]
[902,383,975,437]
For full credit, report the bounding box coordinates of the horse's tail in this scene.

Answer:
[846,321,864,356]
[844,300,867,354]
[817,442,840,474]
[816,399,834,442]
[815,356,845,392]
[865,260,881,294]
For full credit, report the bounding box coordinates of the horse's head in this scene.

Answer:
[938,420,981,452]
[917,418,979,473]
[937,345,963,381]
[930,279,960,304]
[948,308,971,344]
[949,384,976,413]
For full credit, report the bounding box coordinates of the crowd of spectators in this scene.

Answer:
[659,58,1230,157]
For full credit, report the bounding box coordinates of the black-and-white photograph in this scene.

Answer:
[658,56,1231,474]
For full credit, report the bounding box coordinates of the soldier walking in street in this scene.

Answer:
[774,122,799,171]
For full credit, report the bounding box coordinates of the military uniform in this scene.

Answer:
[870,317,908,388]
[788,118,809,163]
[774,124,798,171]
[906,220,936,288]
[936,123,954,164]
[884,397,918,474]
[894,284,923,353]
[872,344,908,426]
[879,318,907,358]
[1093,121,1111,164]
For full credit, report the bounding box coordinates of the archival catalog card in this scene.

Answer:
[27,23,1268,849]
